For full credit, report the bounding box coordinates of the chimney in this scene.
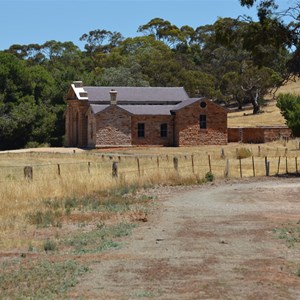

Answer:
[73,81,83,88]
[110,89,118,105]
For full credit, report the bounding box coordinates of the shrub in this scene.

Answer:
[43,239,57,252]
[277,93,300,137]
[236,148,252,159]
[205,171,214,182]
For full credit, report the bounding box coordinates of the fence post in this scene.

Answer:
[173,156,178,172]
[208,155,212,173]
[221,148,225,159]
[136,157,141,177]
[252,156,256,177]
[88,162,91,174]
[24,166,33,181]
[258,146,261,157]
[112,162,118,178]
[224,159,229,178]
[265,157,270,176]
[239,158,242,178]
[191,154,195,174]
[57,164,61,177]
[157,156,160,169]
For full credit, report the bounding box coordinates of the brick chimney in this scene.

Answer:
[110,89,118,105]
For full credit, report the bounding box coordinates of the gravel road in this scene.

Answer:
[71,177,300,300]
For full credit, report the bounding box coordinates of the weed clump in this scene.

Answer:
[205,171,214,182]
[236,148,252,159]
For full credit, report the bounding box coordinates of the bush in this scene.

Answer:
[205,171,214,182]
[277,93,300,137]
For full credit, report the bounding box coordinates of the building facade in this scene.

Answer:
[65,81,228,148]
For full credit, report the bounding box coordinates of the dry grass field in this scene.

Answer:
[228,77,300,127]
[0,79,300,298]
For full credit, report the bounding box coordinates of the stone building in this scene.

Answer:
[64,81,228,148]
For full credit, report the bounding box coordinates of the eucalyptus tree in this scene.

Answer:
[0,52,61,149]
[238,0,298,75]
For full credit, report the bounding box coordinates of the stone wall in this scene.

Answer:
[95,106,132,146]
[228,126,292,143]
[174,100,228,146]
[131,115,174,146]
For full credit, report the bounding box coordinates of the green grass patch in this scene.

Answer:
[273,223,300,248]
[0,259,88,299]
[64,223,136,254]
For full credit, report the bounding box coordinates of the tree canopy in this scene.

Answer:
[1,4,297,149]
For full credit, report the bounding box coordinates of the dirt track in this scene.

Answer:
[71,177,300,299]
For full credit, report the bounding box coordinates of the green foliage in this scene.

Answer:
[0,259,88,299]
[65,223,136,254]
[1,13,294,149]
[205,171,214,182]
[277,93,300,136]
[273,223,300,248]
[27,210,62,228]
[43,239,57,252]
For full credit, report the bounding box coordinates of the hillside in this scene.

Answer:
[227,78,300,127]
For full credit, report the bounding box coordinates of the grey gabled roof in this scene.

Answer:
[90,104,176,115]
[171,98,202,111]
[84,86,189,103]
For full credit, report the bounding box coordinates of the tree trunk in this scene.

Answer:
[251,88,260,114]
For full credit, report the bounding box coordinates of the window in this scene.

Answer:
[200,101,207,108]
[160,123,168,137]
[137,123,145,138]
[199,115,207,129]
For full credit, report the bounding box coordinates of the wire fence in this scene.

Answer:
[1,152,299,183]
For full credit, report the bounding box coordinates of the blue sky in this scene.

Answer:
[0,0,290,50]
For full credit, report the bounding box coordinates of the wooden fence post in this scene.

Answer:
[277,156,281,175]
[191,154,195,174]
[208,155,212,173]
[252,156,256,177]
[221,148,225,159]
[173,156,178,172]
[224,159,229,178]
[57,164,61,177]
[239,158,242,178]
[112,162,118,178]
[24,166,33,181]
[265,157,270,176]
[157,156,160,169]
[136,158,141,177]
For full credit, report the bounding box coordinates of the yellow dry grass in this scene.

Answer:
[1,138,300,248]
[1,79,300,249]
[228,78,300,127]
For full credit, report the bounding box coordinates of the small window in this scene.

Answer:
[199,115,207,129]
[160,123,168,137]
[200,101,207,108]
[137,123,145,138]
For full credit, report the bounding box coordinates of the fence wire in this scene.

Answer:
[1,154,298,183]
